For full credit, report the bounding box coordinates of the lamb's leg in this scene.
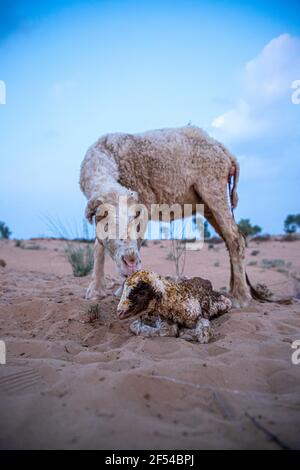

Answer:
[130,317,178,338]
[86,239,106,299]
[195,181,251,307]
[179,318,211,343]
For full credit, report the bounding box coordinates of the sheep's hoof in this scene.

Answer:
[85,282,106,300]
[158,321,178,337]
[179,319,211,343]
[195,319,211,343]
[130,320,143,336]
[179,329,198,342]
[130,319,158,337]
[231,295,252,308]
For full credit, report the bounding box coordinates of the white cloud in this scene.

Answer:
[244,34,300,103]
[211,33,300,143]
[211,99,268,141]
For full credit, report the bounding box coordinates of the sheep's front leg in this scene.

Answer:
[86,239,106,299]
[179,318,211,343]
[130,317,178,338]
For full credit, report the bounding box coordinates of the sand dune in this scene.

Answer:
[0,238,300,449]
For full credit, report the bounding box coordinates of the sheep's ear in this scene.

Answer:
[85,196,104,224]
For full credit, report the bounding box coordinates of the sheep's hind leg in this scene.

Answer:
[130,317,178,338]
[195,181,251,307]
[179,319,211,343]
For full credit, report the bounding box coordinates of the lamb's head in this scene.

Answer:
[117,270,165,319]
[87,190,146,278]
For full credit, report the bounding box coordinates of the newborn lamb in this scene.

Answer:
[117,271,232,343]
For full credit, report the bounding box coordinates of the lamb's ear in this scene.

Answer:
[85,196,104,224]
[150,273,165,299]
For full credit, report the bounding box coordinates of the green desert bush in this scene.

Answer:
[86,303,100,323]
[251,234,271,242]
[284,214,300,234]
[247,260,257,266]
[0,221,11,239]
[166,251,175,261]
[282,233,300,242]
[26,243,42,250]
[65,243,94,277]
[45,217,94,277]
[261,259,285,269]
[250,250,260,256]
[238,219,262,238]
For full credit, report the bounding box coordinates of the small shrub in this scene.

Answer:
[0,221,11,239]
[282,233,299,242]
[252,234,271,242]
[276,268,289,275]
[261,259,285,269]
[166,251,175,261]
[45,217,94,277]
[248,261,257,266]
[26,244,41,250]
[0,259,6,267]
[87,303,100,323]
[15,239,25,248]
[65,243,94,277]
[251,250,260,256]
[170,239,187,278]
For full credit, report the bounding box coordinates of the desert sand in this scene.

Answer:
[0,237,300,449]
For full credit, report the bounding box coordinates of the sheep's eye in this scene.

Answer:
[135,211,141,219]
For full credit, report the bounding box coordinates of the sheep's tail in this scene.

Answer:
[220,144,239,213]
[228,159,239,211]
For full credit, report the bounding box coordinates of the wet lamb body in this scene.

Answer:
[117,270,232,343]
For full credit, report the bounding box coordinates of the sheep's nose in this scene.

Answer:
[117,302,130,319]
[122,252,140,275]
[122,252,139,265]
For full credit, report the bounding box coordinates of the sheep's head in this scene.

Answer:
[86,190,146,278]
[117,271,165,319]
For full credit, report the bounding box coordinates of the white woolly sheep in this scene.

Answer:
[80,125,255,307]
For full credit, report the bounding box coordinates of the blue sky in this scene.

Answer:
[0,0,299,238]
